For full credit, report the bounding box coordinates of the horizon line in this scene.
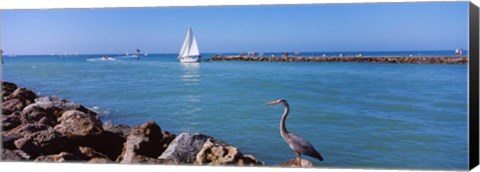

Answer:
[1,49,469,56]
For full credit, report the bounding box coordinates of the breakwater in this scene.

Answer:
[206,55,468,64]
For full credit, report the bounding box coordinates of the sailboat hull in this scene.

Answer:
[179,56,200,63]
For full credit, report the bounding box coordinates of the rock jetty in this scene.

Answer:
[206,55,468,64]
[1,81,312,167]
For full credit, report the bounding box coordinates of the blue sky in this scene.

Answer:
[0,2,469,55]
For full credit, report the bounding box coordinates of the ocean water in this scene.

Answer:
[2,52,468,170]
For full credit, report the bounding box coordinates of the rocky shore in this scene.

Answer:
[1,81,313,167]
[206,55,468,64]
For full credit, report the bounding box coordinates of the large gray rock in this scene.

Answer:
[158,133,227,164]
[1,149,31,161]
[22,96,96,119]
[117,121,164,163]
[194,139,264,166]
[54,110,103,137]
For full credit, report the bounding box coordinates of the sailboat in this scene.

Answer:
[178,27,200,63]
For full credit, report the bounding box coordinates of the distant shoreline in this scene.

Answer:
[0,50,469,57]
[206,55,468,64]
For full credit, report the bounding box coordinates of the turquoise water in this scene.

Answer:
[2,53,468,170]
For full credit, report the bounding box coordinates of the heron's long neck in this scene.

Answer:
[280,103,289,137]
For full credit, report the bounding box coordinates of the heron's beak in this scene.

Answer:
[265,101,278,105]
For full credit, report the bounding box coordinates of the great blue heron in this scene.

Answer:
[266,99,324,166]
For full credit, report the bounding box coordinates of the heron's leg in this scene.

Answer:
[295,151,301,167]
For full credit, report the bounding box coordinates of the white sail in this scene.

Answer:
[178,27,200,62]
[188,34,199,56]
[179,27,200,57]
[179,29,191,58]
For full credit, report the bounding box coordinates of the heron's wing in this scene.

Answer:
[287,133,324,161]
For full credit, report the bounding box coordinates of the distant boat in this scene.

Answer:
[178,27,200,63]
[101,56,115,61]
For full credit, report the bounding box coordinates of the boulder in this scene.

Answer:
[76,131,125,161]
[14,128,71,158]
[34,152,83,162]
[20,106,57,126]
[2,133,23,149]
[2,112,22,131]
[194,139,264,166]
[278,158,314,167]
[102,121,132,138]
[1,149,31,161]
[158,133,227,164]
[51,110,124,161]
[2,81,18,100]
[73,146,111,160]
[22,96,96,119]
[5,88,37,104]
[159,131,176,152]
[54,110,103,137]
[119,154,172,164]
[2,98,26,115]
[38,116,58,127]
[88,157,113,163]
[7,123,51,137]
[117,121,163,163]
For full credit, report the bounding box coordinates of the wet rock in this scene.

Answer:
[34,152,83,162]
[158,133,227,164]
[278,158,314,167]
[195,139,264,166]
[103,121,132,138]
[2,112,22,131]
[117,121,163,163]
[22,96,96,119]
[54,110,103,137]
[6,88,38,105]
[2,98,26,115]
[2,81,18,100]
[2,149,31,161]
[14,128,70,158]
